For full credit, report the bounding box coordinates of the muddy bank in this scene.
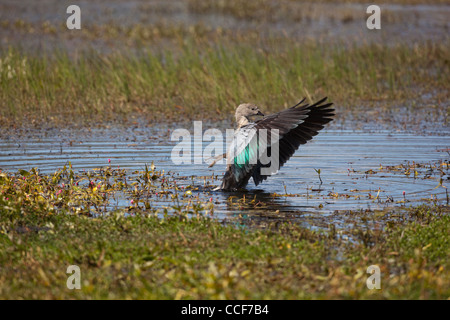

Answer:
[1,0,449,54]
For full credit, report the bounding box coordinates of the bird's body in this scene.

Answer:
[216,97,334,191]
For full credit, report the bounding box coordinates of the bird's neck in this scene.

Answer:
[236,116,250,129]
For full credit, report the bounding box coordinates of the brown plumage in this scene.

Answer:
[216,97,334,191]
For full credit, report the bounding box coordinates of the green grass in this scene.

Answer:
[0,40,448,126]
[0,167,448,299]
[1,0,448,300]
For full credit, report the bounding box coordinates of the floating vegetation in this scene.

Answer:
[1,169,449,298]
[2,151,447,239]
[0,162,215,220]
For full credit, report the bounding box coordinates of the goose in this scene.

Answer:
[211,97,334,191]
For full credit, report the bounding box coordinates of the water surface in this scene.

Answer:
[1,127,448,232]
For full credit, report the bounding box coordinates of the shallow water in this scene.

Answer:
[1,126,448,231]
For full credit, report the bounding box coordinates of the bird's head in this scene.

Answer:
[235,103,264,124]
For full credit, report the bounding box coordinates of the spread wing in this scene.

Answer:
[220,97,334,190]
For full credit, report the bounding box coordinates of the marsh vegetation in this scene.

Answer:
[0,0,448,299]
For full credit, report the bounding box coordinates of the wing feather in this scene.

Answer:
[220,97,335,190]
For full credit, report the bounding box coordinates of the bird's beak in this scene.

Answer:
[257,111,264,116]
